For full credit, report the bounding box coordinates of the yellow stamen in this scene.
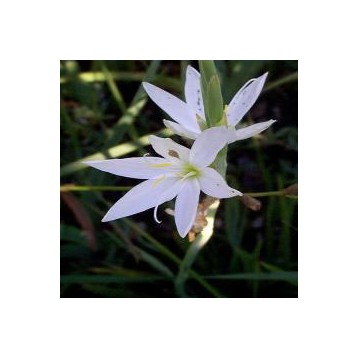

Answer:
[153,175,166,188]
[149,163,173,168]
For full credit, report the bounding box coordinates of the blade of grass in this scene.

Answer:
[205,271,298,283]
[260,262,298,286]
[98,60,127,113]
[107,231,174,278]
[264,72,298,92]
[122,218,223,298]
[61,71,182,93]
[89,192,223,298]
[60,71,145,84]
[105,60,162,148]
[60,101,81,159]
[60,274,168,284]
[265,196,276,258]
[252,239,263,297]
[251,126,271,190]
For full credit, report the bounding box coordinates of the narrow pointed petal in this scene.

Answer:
[227,73,268,126]
[143,82,200,132]
[228,119,276,143]
[199,167,242,198]
[84,157,178,179]
[102,177,181,222]
[189,126,229,168]
[185,65,206,120]
[163,119,200,140]
[149,135,190,163]
[174,179,200,238]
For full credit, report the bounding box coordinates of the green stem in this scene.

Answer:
[60,185,132,192]
[60,186,297,199]
[245,191,297,199]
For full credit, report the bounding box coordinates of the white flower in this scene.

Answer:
[84,127,242,238]
[143,65,276,143]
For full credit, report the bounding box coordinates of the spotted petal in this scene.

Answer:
[185,65,206,120]
[149,135,190,163]
[227,73,268,126]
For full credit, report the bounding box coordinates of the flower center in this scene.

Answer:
[180,163,201,179]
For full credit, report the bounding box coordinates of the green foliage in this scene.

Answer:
[60,60,298,298]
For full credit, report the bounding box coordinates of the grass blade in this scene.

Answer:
[205,271,298,283]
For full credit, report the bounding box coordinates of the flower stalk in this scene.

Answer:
[198,60,224,127]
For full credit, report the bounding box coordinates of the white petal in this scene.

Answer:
[227,72,268,126]
[228,119,276,143]
[143,82,200,132]
[189,126,229,168]
[174,179,201,238]
[102,177,181,222]
[184,65,206,120]
[84,157,178,179]
[163,119,200,140]
[153,179,186,223]
[199,167,242,198]
[149,135,190,163]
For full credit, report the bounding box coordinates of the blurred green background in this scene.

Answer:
[60,60,298,298]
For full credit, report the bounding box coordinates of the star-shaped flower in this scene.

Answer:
[143,65,276,143]
[84,127,242,238]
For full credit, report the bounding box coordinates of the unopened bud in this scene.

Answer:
[283,183,298,196]
[239,194,262,211]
